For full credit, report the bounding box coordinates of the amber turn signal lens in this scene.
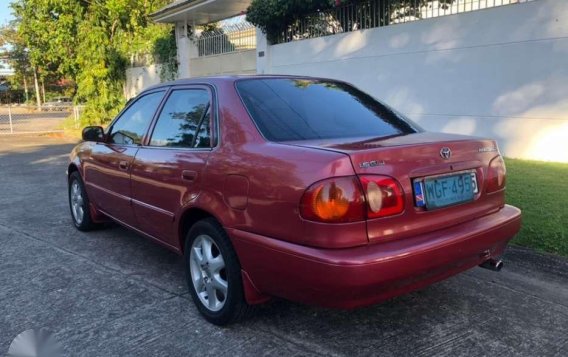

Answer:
[300,177,365,223]
[312,183,350,220]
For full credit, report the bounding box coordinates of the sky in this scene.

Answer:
[1,1,14,26]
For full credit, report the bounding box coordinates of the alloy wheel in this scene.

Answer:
[70,181,85,225]
[189,234,228,312]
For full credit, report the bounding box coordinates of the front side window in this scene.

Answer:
[109,91,165,145]
[150,89,211,148]
[236,78,421,142]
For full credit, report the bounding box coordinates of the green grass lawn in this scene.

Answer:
[505,158,568,257]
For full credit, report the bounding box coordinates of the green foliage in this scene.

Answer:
[74,15,127,124]
[10,0,84,80]
[247,0,342,43]
[10,0,173,125]
[153,28,178,82]
[247,0,456,43]
[0,24,29,84]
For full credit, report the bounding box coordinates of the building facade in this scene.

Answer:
[126,0,568,162]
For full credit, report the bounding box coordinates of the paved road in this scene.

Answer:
[0,136,567,356]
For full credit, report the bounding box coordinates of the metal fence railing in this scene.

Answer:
[0,105,85,135]
[277,0,535,43]
[197,22,257,57]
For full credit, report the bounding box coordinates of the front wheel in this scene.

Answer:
[185,218,249,325]
[68,172,98,231]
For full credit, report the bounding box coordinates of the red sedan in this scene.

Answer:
[68,76,521,325]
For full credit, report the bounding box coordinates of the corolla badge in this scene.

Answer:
[478,146,498,153]
[440,147,452,160]
[359,160,386,169]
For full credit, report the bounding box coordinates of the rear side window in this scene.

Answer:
[236,79,420,141]
[150,89,211,148]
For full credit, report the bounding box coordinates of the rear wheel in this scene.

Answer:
[68,172,97,231]
[185,218,249,325]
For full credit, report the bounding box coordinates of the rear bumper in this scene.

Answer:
[229,205,522,309]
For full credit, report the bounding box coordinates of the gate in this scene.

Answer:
[190,20,257,77]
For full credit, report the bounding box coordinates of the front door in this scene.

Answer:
[131,87,213,246]
[84,90,166,226]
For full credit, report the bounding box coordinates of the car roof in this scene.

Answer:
[142,74,336,93]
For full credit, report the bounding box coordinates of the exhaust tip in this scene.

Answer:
[480,259,503,272]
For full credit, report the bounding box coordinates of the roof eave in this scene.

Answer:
[150,0,207,23]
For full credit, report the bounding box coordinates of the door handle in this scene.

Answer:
[119,161,129,171]
[182,170,198,182]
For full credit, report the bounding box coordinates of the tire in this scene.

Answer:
[185,218,249,325]
[68,172,98,231]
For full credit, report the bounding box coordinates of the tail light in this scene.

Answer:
[487,156,507,193]
[359,176,405,218]
[300,177,365,223]
[300,175,404,223]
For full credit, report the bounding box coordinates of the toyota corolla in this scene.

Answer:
[67,76,521,325]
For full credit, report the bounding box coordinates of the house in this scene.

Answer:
[139,0,568,163]
[152,0,254,79]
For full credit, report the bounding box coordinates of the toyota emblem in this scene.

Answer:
[440,147,452,160]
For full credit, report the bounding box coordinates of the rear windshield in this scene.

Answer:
[236,78,421,142]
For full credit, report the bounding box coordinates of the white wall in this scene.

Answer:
[190,49,256,77]
[125,64,163,99]
[124,22,191,98]
[123,30,256,97]
[263,0,568,163]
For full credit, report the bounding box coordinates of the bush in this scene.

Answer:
[246,0,347,43]
[248,0,458,43]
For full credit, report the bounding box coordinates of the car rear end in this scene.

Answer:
[231,77,521,308]
[297,132,511,246]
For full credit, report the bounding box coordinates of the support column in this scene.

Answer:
[256,28,271,75]
[175,20,198,79]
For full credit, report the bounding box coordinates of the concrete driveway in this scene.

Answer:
[1,135,567,356]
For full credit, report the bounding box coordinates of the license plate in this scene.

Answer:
[417,172,476,210]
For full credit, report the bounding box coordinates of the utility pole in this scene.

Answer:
[33,67,41,110]
[23,75,29,103]
[41,78,46,104]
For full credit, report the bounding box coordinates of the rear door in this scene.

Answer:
[130,86,214,246]
[84,90,165,226]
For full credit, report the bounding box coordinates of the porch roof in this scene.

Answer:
[151,0,252,25]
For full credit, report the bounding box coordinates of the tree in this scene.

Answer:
[1,23,34,105]
[9,0,173,123]
[11,0,84,103]
[73,0,172,124]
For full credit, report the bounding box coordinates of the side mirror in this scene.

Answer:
[82,126,105,142]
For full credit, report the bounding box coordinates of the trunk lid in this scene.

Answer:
[288,132,505,243]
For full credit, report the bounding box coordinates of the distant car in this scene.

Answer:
[67,75,521,325]
[44,96,72,111]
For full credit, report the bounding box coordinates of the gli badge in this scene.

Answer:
[440,147,452,160]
